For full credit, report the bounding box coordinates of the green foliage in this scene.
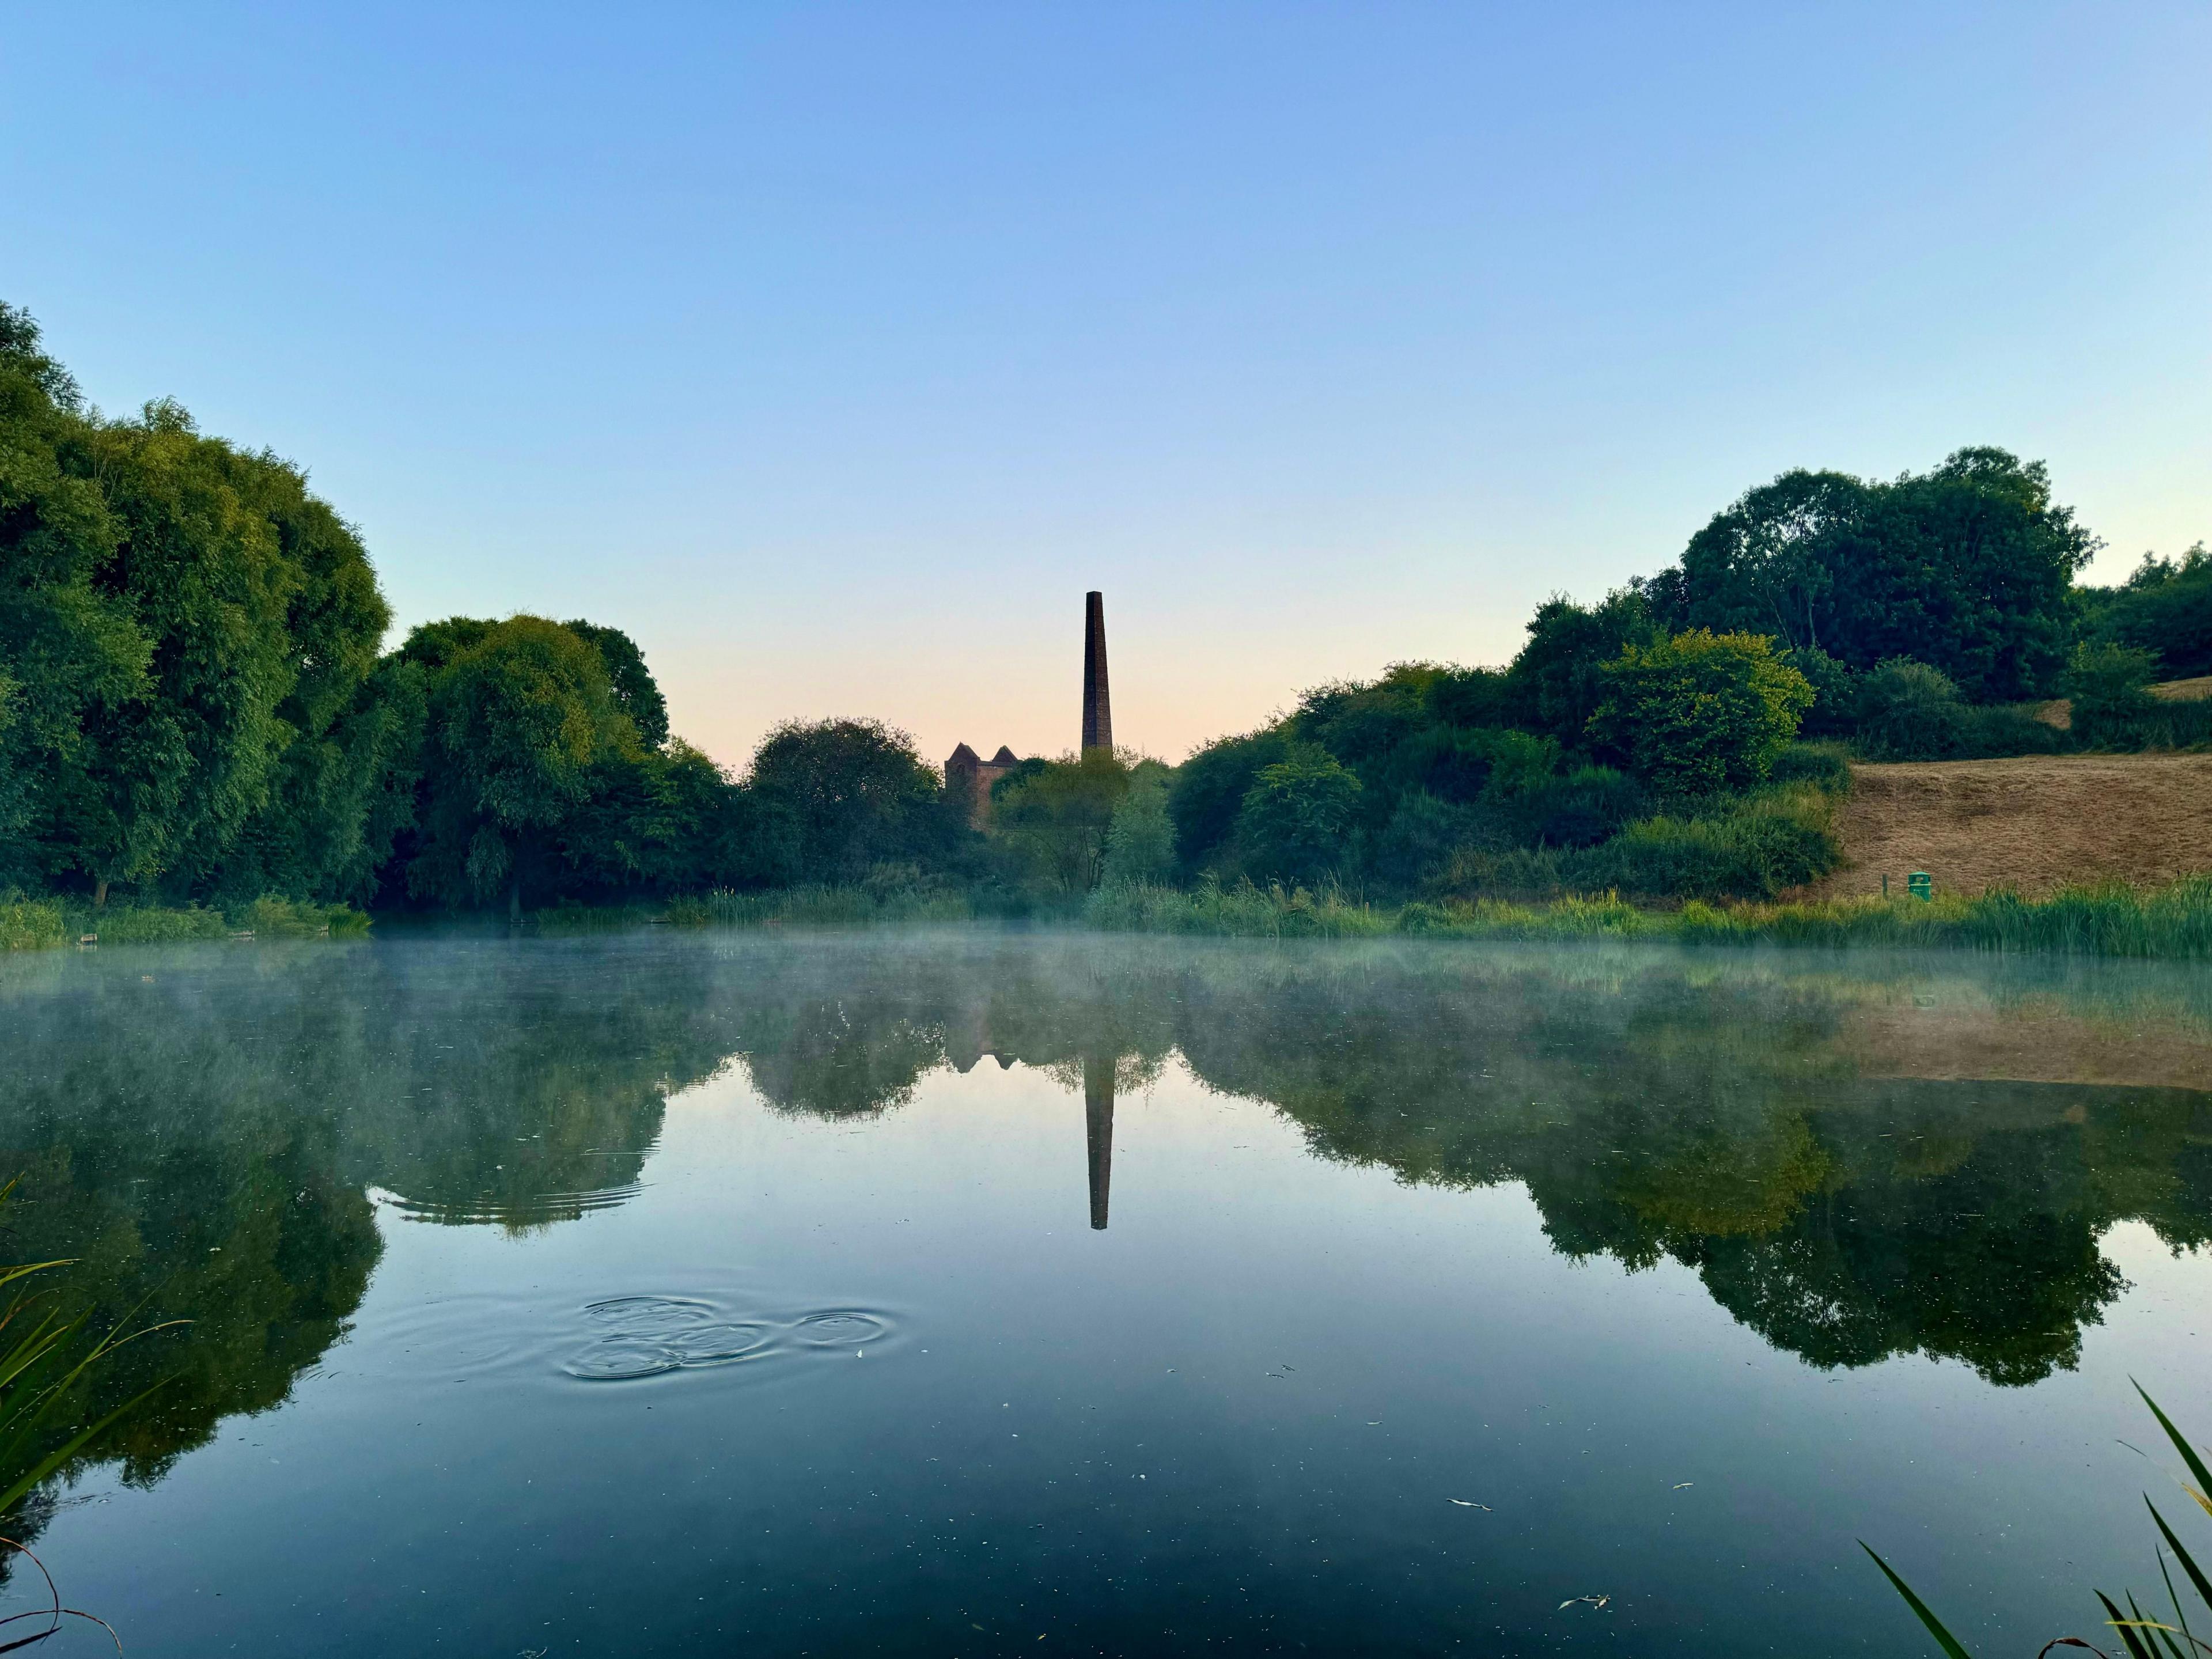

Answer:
[1097,870,2212,960]
[562,619,670,749]
[662,877,987,929]
[1425,665,1516,729]
[1778,643,1857,737]
[1441,783,1840,903]
[1505,587,1663,741]
[239,895,369,937]
[1168,728,1291,876]
[1372,791,1479,891]
[1236,748,1363,885]
[0,303,406,906]
[1,892,368,950]
[63,902,228,943]
[1085,878,1393,938]
[0,895,65,950]
[993,751,1134,892]
[1586,629,1813,794]
[407,616,637,912]
[2081,542,2212,679]
[1099,766,1177,887]
[1659,447,2094,699]
[2065,639,2159,721]
[1767,740,1853,791]
[0,1241,175,1523]
[1849,658,2073,760]
[2058,662,2212,752]
[1571,787,1838,899]
[5,305,2188,920]
[1852,658,1970,759]
[745,717,964,887]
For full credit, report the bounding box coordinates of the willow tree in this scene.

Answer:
[407,616,638,918]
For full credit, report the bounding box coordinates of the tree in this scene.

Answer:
[563,620,669,749]
[2062,641,2159,748]
[1850,658,1968,761]
[745,718,959,884]
[1662,448,2096,700]
[2,303,416,906]
[0,305,152,895]
[1099,766,1177,886]
[1506,587,1663,741]
[992,751,1134,892]
[76,401,312,899]
[2081,543,2212,680]
[1586,630,1812,794]
[1236,747,1362,885]
[1166,728,1291,877]
[408,616,637,917]
[1652,470,1866,653]
[549,740,733,899]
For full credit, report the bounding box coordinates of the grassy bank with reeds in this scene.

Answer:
[0,894,369,952]
[1084,874,2212,958]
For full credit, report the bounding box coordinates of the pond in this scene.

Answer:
[2,929,2209,1656]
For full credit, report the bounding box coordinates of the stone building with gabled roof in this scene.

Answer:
[946,742,1023,826]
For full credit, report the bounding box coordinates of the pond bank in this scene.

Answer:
[11,876,2212,960]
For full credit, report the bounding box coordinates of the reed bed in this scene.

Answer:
[1085,874,2212,959]
[1,895,368,951]
[0,897,65,952]
[662,884,986,929]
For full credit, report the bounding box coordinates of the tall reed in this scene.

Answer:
[1866,1387,2212,1659]
[1085,874,2212,959]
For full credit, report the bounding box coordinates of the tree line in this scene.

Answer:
[3,301,2202,914]
[0,305,976,913]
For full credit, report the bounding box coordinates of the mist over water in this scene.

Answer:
[2,930,2209,1655]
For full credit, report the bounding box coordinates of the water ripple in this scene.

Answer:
[560,1296,898,1382]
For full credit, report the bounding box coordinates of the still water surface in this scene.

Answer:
[2,929,2210,1655]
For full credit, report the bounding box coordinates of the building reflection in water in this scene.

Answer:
[1084,1053,1114,1230]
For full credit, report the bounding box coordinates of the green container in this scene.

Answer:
[1907,870,1933,902]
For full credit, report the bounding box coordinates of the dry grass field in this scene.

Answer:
[1803,752,2212,900]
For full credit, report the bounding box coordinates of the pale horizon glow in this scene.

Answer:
[3,4,2207,771]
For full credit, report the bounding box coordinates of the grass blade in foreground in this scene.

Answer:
[1869,1390,2212,1658]
[1861,1544,1978,1659]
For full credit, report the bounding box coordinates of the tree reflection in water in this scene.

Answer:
[0,931,2206,1534]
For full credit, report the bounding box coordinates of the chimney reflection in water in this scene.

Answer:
[1083,1054,1113,1230]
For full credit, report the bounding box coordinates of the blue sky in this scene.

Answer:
[5,3,2207,768]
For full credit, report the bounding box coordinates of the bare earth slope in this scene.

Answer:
[1804,753,2212,899]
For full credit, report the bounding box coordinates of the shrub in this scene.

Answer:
[1237,748,1363,885]
[1767,741,1853,791]
[1567,787,1838,901]
[1852,658,1969,759]
[1372,791,1481,891]
[1587,630,1813,794]
[1085,877,1391,938]
[2056,639,2212,749]
[240,896,369,937]
[993,751,1132,892]
[1779,645,1858,738]
[1954,703,2070,757]
[62,903,228,944]
[2088,541,2212,679]
[1480,729,1564,798]
[1521,765,1646,847]
[1168,728,1291,876]
[0,895,65,952]
[2063,639,2159,744]
[1099,772,1177,887]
